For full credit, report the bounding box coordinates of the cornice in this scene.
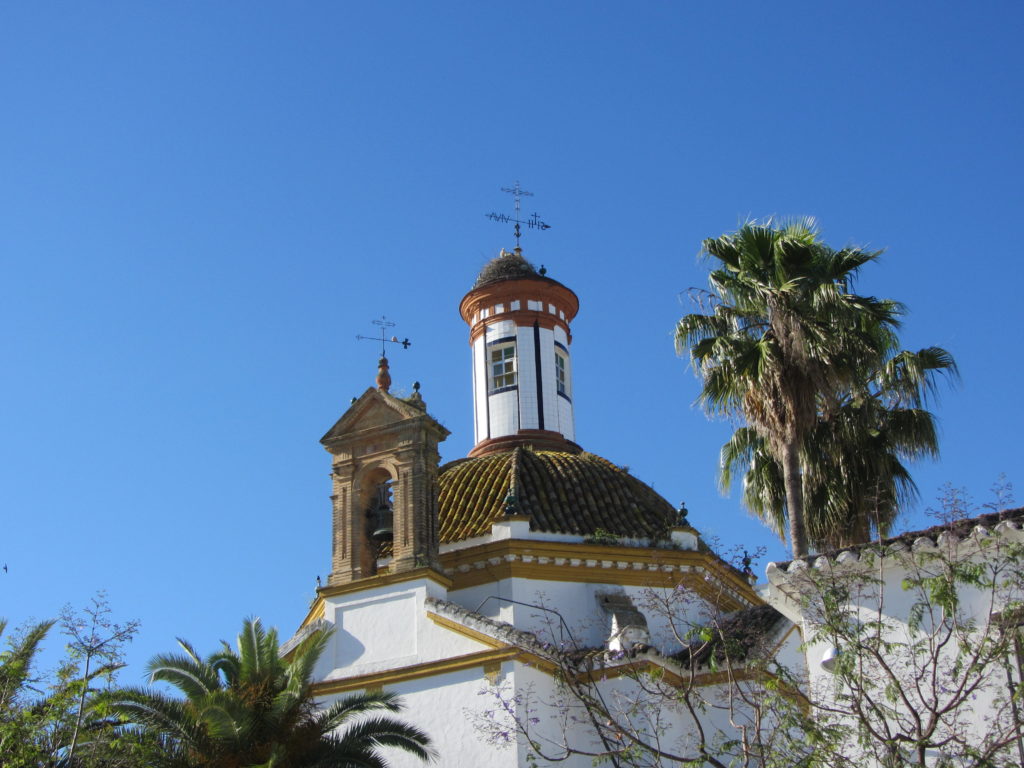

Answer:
[467,430,581,458]
[426,611,507,649]
[317,568,452,599]
[460,277,579,325]
[313,542,755,610]
[311,648,521,696]
[309,626,791,699]
[299,598,325,629]
[439,539,758,612]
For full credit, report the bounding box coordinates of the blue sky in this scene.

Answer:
[2,2,1022,678]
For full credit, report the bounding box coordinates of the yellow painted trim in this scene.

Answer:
[312,543,754,610]
[572,657,804,707]
[425,611,507,649]
[299,597,325,629]
[442,548,753,614]
[424,611,560,675]
[440,539,757,608]
[317,567,452,599]
[311,648,519,695]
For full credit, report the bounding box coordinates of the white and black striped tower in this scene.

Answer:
[459,247,580,457]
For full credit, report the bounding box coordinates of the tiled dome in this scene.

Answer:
[437,446,676,542]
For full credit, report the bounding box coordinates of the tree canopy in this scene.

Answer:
[102,616,434,768]
[676,218,905,556]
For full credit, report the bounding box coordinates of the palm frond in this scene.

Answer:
[147,652,222,698]
[101,616,429,768]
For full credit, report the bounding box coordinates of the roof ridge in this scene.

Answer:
[768,506,1024,575]
[506,446,525,517]
[425,597,550,653]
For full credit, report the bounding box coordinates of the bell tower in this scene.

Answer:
[320,358,449,586]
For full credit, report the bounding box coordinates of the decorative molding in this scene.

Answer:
[426,611,508,649]
[310,648,520,696]
[460,277,579,345]
[439,539,757,611]
[317,568,452,599]
[467,430,580,458]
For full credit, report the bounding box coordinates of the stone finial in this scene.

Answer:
[504,490,519,517]
[742,550,755,582]
[407,380,425,410]
[376,356,391,392]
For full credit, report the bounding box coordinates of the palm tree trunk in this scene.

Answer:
[782,440,808,558]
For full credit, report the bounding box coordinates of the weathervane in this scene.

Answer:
[356,316,411,357]
[356,316,410,393]
[485,181,551,249]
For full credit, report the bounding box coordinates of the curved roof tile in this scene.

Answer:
[437,447,676,542]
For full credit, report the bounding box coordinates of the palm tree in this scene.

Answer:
[102,617,433,768]
[721,346,957,550]
[676,219,902,557]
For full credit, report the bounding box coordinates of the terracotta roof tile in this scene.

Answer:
[437,447,676,542]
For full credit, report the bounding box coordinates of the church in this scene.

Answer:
[282,247,1024,767]
[280,247,804,766]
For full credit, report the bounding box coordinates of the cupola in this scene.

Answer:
[459,248,579,457]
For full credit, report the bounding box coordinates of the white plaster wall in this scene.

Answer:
[472,335,487,444]
[515,326,538,430]
[505,663,597,767]
[313,575,784,768]
[775,535,1024,767]
[557,395,574,442]
[553,326,569,349]
[491,660,783,767]
[488,390,519,439]
[553,327,574,440]
[318,578,483,681]
[536,326,559,433]
[445,578,517,625]
[484,319,517,341]
[323,665,519,768]
[447,576,715,654]
[481,320,521,440]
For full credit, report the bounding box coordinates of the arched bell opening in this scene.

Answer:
[367,480,394,543]
[357,466,395,576]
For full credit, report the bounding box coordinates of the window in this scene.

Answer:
[555,351,568,395]
[490,343,517,390]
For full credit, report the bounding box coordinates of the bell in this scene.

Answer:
[820,644,841,673]
[369,500,393,542]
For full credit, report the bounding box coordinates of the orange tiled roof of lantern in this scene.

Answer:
[436,446,677,543]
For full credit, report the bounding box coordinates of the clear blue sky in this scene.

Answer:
[3,2,1022,679]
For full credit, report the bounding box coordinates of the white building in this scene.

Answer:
[765,508,1024,767]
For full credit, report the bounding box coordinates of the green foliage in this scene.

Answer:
[0,596,153,768]
[583,528,620,546]
[102,616,434,768]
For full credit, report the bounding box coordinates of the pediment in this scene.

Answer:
[320,388,436,445]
